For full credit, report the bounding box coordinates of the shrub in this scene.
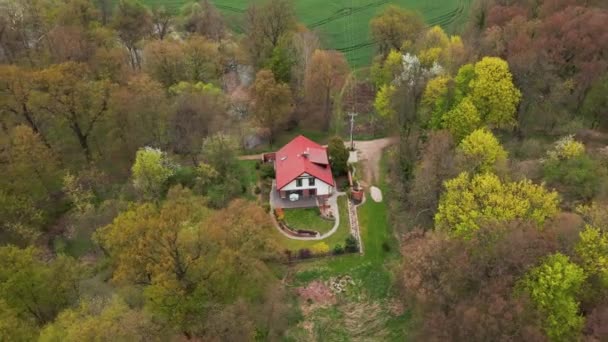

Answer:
[514,138,545,159]
[547,135,585,161]
[274,208,285,221]
[255,160,261,170]
[543,154,605,201]
[254,186,261,194]
[381,241,391,252]
[298,248,312,259]
[328,136,349,176]
[167,166,197,189]
[345,235,359,253]
[259,163,275,179]
[311,242,330,255]
[333,244,345,255]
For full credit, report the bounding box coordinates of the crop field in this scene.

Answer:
[135,0,473,67]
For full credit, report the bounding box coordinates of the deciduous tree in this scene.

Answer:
[519,253,586,341]
[39,297,161,341]
[246,0,296,66]
[370,6,425,55]
[113,0,152,69]
[0,246,81,326]
[469,57,521,128]
[304,50,349,130]
[441,97,480,141]
[131,147,174,200]
[252,69,293,143]
[456,128,507,173]
[435,172,559,238]
[327,136,349,177]
[35,62,113,164]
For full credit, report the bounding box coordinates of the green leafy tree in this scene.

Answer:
[327,136,349,177]
[113,0,152,69]
[35,62,113,164]
[421,75,452,129]
[581,74,608,129]
[435,172,559,238]
[0,246,81,326]
[370,6,425,55]
[575,225,608,283]
[251,69,293,143]
[469,57,522,128]
[131,147,174,200]
[441,97,481,141]
[0,125,63,242]
[371,49,403,87]
[543,137,604,201]
[454,63,474,102]
[39,297,161,341]
[456,128,507,173]
[0,300,37,341]
[95,189,278,335]
[201,133,244,207]
[519,253,586,341]
[374,84,397,120]
[266,44,294,83]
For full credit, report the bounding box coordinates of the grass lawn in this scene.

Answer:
[237,159,260,200]
[283,207,335,234]
[271,195,351,252]
[127,0,471,67]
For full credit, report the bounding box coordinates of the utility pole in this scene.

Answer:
[347,112,357,151]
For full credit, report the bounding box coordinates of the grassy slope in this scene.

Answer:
[283,207,335,234]
[134,0,472,66]
[285,150,410,340]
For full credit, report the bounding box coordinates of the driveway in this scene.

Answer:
[351,137,397,183]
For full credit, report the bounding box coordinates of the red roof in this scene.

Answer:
[275,135,334,190]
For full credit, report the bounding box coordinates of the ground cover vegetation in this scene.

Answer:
[1,0,608,340]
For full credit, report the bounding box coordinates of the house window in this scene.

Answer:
[309,178,315,186]
[296,179,302,187]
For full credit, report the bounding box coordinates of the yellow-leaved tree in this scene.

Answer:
[435,172,559,238]
[469,57,522,128]
[456,128,507,173]
[441,97,481,141]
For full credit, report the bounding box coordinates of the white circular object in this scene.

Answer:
[289,193,300,201]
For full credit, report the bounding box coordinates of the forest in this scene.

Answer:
[0,0,607,340]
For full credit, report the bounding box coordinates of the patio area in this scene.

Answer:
[269,180,322,209]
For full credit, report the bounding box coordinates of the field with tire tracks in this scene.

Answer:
[137,0,473,66]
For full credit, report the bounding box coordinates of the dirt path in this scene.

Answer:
[352,137,397,184]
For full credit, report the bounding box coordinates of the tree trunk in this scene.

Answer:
[21,104,52,149]
[71,122,92,163]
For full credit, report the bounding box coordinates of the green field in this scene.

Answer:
[136,0,473,66]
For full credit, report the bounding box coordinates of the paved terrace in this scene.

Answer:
[269,181,319,209]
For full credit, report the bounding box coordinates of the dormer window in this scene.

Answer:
[309,178,315,186]
[296,179,302,187]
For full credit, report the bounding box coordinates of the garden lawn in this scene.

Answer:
[271,195,351,252]
[283,207,334,234]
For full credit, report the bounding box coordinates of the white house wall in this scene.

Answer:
[280,173,333,195]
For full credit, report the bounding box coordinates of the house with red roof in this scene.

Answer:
[270,135,335,206]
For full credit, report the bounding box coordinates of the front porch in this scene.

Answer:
[270,180,327,209]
